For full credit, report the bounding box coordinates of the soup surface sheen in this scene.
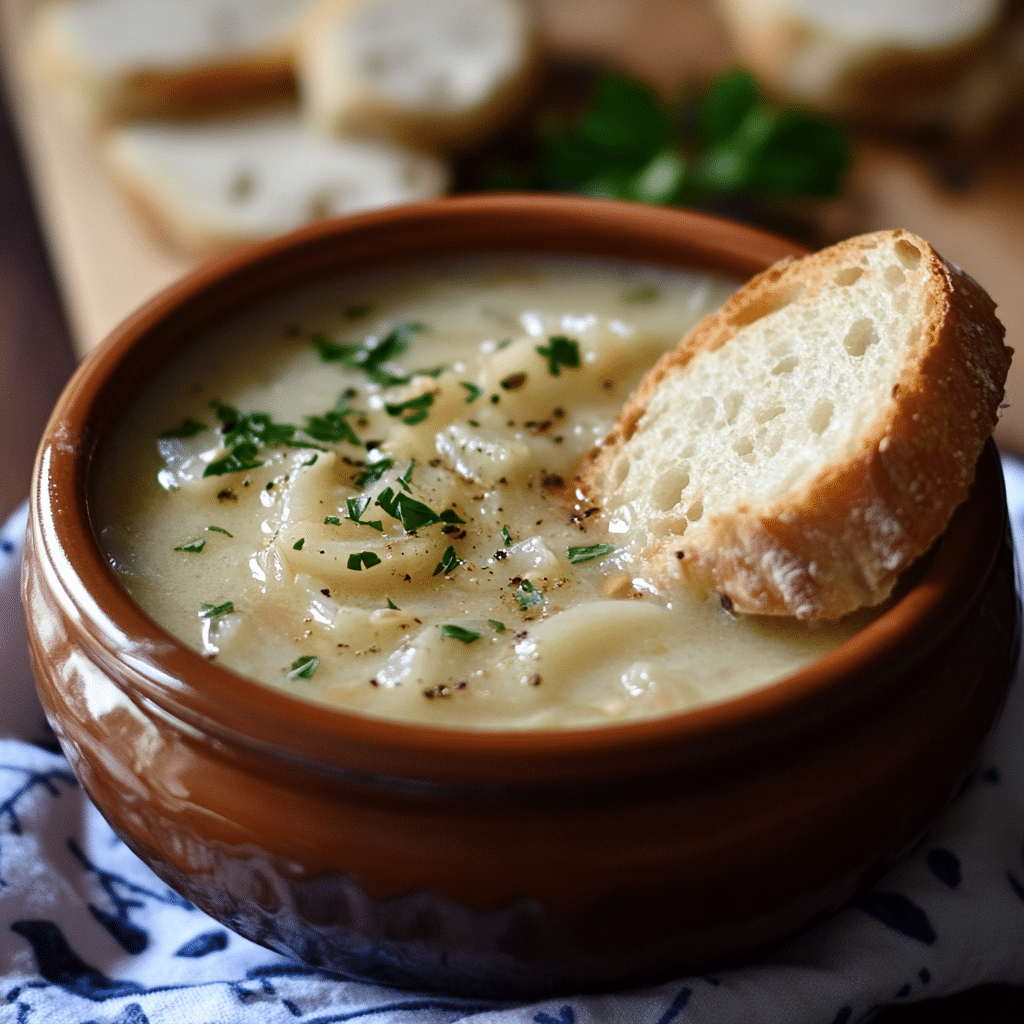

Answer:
[94,256,864,729]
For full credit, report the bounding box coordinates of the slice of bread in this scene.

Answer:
[296,0,541,151]
[103,112,449,255]
[580,230,1011,620]
[713,0,1024,139]
[31,0,310,122]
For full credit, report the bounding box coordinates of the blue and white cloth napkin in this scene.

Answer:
[3,462,1024,1024]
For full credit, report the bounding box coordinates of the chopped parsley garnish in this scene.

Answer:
[287,655,319,680]
[347,550,382,571]
[346,495,383,531]
[160,417,207,439]
[568,543,616,564]
[385,392,434,425]
[207,525,233,537]
[460,382,483,402]
[302,453,318,467]
[536,336,580,376]
[489,619,507,633]
[374,488,462,532]
[203,401,305,477]
[354,456,393,487]
[199,600,234,618]
[501,525,513,547]
[433,545,462,576]
[398,460,416,490]
[303,409,360,445]
[324,515,341,525]
[312,321,428,386]
[174,537,205,553]
[293,538,305,550]
[386,597,399,610]
[440,624,481,643]
[517,578,543,609]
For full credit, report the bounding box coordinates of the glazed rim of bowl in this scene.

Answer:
[31,194,1007,788]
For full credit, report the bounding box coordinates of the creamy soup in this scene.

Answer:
[94,256,867,729]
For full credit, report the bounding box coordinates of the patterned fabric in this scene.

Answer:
[3,462,1024,1024]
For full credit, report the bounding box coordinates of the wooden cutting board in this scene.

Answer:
[3,0,1023,451]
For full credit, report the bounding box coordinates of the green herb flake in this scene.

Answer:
[433,545,462,577]
[375,487,445,532]
[460,382,483,403]
[536,336,581,376]
[517,578,543,609]
[386,597,399,610]
[324,516,342,526]
[199,600,234,618]
[303,408,360,446]
[313,322,427,386]
[439,508,465,525]
[160,417,207,439]
[385,393,434,424]
[355,456,393,487]
[346,495,383,531]
[501,525,513,547]
[206,526,233,537]
[398,460,416,490]
[174,537,206,553]
[568,543,616,564]
[489,619,507,633]
[293,538,305,550]
[302,453,318,467]
[440,624,481,644]
[202,401,303,478]
[347,550,383,571]
[287,655,320,680]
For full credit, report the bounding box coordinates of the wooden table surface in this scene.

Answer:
[2,3,1024,1017]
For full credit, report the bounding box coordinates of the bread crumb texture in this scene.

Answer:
[582,229,1011,619]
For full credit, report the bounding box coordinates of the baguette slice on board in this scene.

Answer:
[103,112,449,255]
[581,229,1011,619]
[30,0,309,122]
[296,0,541,151]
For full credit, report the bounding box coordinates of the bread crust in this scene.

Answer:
[581,230,1011,619]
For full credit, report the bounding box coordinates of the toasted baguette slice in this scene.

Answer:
[103,112,448,255]
[296,0,541,151]
[713,0,1024,137]
[31,0,310,122]
[580,230,1011,620]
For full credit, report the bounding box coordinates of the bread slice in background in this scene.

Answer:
[31,0,311,122]
[713,0,1024,139]
[296,0,541,151]
[581,230,1011,620]
[103,112,449,255]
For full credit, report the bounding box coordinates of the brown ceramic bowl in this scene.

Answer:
[23,195,1020,999]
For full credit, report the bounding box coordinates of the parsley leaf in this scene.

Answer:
[347,550,383,571]
[206,526,233,537]
[287,655,319,680]
[203,401,304,477]
[568,543,616,564]
[293,538,305,550]
[174,537,205,553]
[313,322,427,386]
[375,487,445,532]
[346,495,383,531]
[489,619,507,633]
[354,457,393,487]
[460,382,483,402]
[517,578,543,609]
[199,600,234,618]
[440,624,481,643]
[433,545,462,576]
[536,336,580,376]
[385,393,434,425]
[160,417,207,439]
[501,525,513,547]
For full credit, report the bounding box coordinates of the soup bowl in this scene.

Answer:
[22,195,1021,998]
